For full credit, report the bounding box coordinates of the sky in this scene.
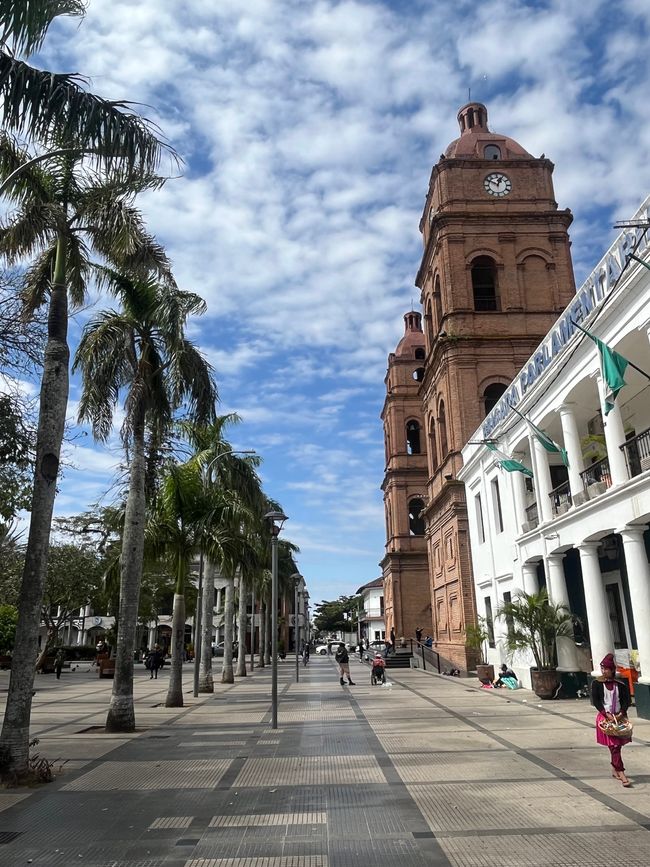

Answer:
[16,0,650,607]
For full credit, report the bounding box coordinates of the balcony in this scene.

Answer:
[621,426,650,478]
[580,456,612,494]
[362,607,384,621]
[549,480,572,517]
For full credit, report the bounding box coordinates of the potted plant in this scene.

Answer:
[465,617,494,683]
[497,590,573,699]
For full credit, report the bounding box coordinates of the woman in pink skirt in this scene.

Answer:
[591,653,632,787]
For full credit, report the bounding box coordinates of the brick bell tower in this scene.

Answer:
[416,102,576,670]
[380,310,431,645]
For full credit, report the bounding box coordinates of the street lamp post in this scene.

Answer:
[291,572,303,684]
[193,449,256,698]
[265,510,288,729]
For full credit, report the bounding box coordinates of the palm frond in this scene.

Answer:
[0,199,59,262]
[0,0,85,57]
[85,199,171,279]
[20,239,56,316]
[166,338,217,426]
[0,131,53,203]
[0,54,177,172]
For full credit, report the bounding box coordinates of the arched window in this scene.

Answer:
[471,256,498,311]
[483,383,508,416]
[428,417,438,472]
[406,420,421,455]
[484,144,501,160]
[414,347,425,360]
[438,400,448,456]
[408,498,425,536]
[413,367,425,382]
[424,299,435,349]
[433,275,443,332]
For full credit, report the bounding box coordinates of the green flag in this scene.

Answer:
[512,407,569,468]
[485,442,534,477]
[572,320,628,415]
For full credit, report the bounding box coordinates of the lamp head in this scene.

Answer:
[290,572,303,586]
[265,509,288,536]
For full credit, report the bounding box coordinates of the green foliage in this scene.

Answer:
[465,617,489,664]
[41,543,105,634]
[313,596,360,634]
[0,394,33,524]
[497,590,574,670]
[0,605,18,652]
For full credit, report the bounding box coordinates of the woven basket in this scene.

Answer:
[598,717,633,738]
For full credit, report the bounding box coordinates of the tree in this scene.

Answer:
[313,596,361,635]
[497,590,574,671]
[0,1,173,173]
[0,605,18,652]
[36,543,104,664]
[146,461,250,706]
[0,394,32,527]
[0,146,173,776]
[73,271,217,730]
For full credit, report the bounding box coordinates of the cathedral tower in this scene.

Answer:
[383,102,577,669]
[380,311,430,644]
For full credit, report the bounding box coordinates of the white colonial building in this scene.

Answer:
[459,196,650,714]
[357,578,386,643]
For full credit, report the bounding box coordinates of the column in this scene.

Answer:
[521,562,540,595]
[215,587,223,644]
[558,403,585,498]
[546,553,581,670]
[618,526,650,683]
[577,541,614,674]
[532,435,553,523]
[597,373,628,486]
[148,624,157,648]
[511,465,528,533]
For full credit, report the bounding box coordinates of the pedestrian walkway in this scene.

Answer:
[2,655,650,865]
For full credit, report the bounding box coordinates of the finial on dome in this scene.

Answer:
[457,102,488,135]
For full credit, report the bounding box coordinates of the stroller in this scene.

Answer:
[370,653,386,685]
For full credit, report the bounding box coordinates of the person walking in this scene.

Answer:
[592,653,632,787]
[415,626,423,644]
[54,647,65,680]
[335,643,355,686]
[146,644,163,680]
[389,627,395,653]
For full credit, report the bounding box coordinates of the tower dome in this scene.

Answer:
[395,311,425,358]
[444,102,532,160]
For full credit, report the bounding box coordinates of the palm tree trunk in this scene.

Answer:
[105,418,147,732]
[198,558,215,693]
[256,594,266,668]
[0,241,68,777]
[221,575,234,683]
[165,593,186,707]
[264,598,271,666]
[235,573,247,677]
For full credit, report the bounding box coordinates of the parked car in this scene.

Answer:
[315,644,329,655]
[363,640,390,661]
[211,641,238,658]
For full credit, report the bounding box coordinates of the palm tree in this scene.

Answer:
[181,417,265,691]
[0,1,173,171]
[73,271,216,729]
[0,144,172,775]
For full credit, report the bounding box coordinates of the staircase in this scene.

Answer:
[385,649,413,669]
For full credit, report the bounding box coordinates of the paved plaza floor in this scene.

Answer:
[2,655,650,865]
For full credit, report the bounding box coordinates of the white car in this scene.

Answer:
[315,644,329,655]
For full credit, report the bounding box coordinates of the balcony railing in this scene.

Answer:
[580,456,613,492]
[621,427,650,478]
[362,608,384,620]
[549,480,572,516]
[525,502,538,529]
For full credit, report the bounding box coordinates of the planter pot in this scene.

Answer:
[476,663,495,684]
[531,668,559,699]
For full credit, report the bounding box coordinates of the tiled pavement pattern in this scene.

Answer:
[3,661,650,865]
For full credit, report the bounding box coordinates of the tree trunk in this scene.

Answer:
[220,575,235,683]
[198,559,215,692]
[105,420,147,732]
[256,593,266,668]
[0,247,69,778]
[264,599,271,666]
[165,593,186,707]
[235,573,247,677]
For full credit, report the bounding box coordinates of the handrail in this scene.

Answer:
[580,456,612,490]
[410,638,441,673]
[620,426,650,478]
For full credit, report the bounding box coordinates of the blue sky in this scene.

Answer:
[16,0,650,607]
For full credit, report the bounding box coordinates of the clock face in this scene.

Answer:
[484,172,512,197]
